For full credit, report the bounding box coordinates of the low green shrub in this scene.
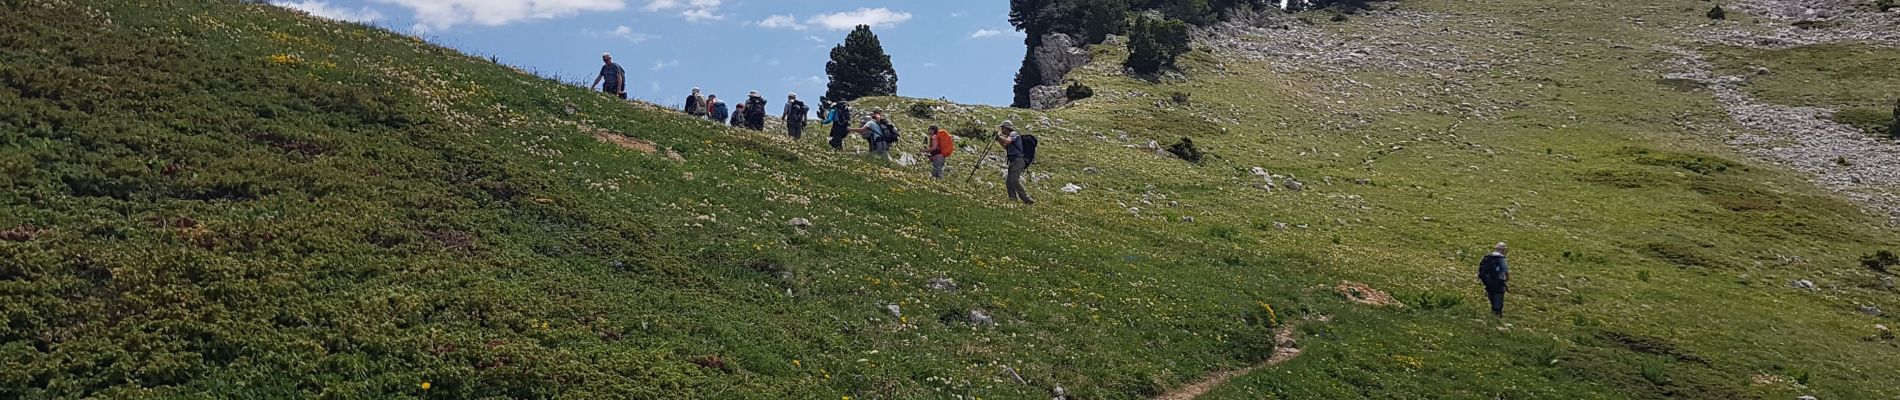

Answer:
[1167,137,1204,163]
[1829,107,1893,136]
[1066,81,1095,101]
[1863,250,1898,273]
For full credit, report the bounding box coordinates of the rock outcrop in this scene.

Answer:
[1025,33,1091,110]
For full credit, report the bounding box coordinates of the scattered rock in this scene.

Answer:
[1882,276,1895,290]
[1860,304,1884,316]
[788,218,812,228]
[969,309,995,326]
[1273,221,1289,230]
[896,153,919,166]
[1354,178,1372,185]
[925,277,958,292]
[1030,172,1051,183]
[1083,167,1099,174]
[1790,279,1816,290]
[884,304,902,318]
[1061,183,1082,193]
[0,225,39,242]
[1180,216,1196,222]
[1285,178,1305,191]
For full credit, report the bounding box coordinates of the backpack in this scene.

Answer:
[834,106,852,125]
[788,101,809,122]
[1019,134,1039,165]
[746,98,768,118]
[935,130,955,157]
[876,119,901,143]
[1477,254,1505,284]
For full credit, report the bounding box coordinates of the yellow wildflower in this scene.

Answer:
[421,381,431,390]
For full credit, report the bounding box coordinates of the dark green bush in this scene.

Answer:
[1124,18,1192,74]
[1878,0,1896,12]
[1066,81,1095,101]
[907,101,935,119]
[1864,250,1898,273]
[1169,91,1192,104]
[1707,5,1726,20]
[1167,137,1204,163]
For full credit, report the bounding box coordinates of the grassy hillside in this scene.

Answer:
[2,0,1897,399]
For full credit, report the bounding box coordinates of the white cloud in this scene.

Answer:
[805,35,825,43]
[373,0,625,31]
[587,25,658,43]
[651,59,678,70]
[643,0,721,22]
[272,0,384,22]
[922,62,937,67]
[949,11,966,17]
[807,8,912,30]
[755,14,806,30]
[968,29,1003,39]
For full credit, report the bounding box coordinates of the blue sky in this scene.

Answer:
[270,0,1026,106]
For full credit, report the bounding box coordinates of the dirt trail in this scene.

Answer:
[1151,324,1304,400]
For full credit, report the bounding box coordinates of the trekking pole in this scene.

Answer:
[966,137,995,182]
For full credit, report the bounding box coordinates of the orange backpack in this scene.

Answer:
[934,129,955,157]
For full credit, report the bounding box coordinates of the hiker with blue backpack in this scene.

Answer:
[707,95,728,123]
[820,101,852,150]
[1478,242,1511,318]
[996,121,1039,205]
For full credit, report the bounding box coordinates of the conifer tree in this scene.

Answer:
[824,25,898,102]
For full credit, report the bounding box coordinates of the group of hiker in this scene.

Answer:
[680,88,795,133]
[593,52,1520,314]
[588,52,1037,204]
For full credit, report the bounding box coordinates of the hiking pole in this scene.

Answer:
[966,137,995,182]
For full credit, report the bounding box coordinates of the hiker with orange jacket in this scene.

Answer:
[921,125,955,179]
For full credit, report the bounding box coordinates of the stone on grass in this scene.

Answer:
[1061,183,1082,193]
[788,218,812,227]
[925,278,958,292]
[1790,279,1817,290]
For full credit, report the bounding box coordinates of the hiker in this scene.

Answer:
[683,87,706,117]
[590,52,627,99]
[921,124,954,179]
[850,111,898,157]
[744,91,769,131]
[730,104,746,127]
[849,114,886,156]
[1478,242,1511,317]
[996,121,1038,205]
[783,93,810,139]
[822,101,853,150]
[707,95,729,123]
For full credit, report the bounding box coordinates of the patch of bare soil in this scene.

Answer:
[1151,324,1304,400]
[590,128,657,154]
[1336,281,1404,307]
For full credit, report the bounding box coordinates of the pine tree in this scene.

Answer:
[824,25,898,103]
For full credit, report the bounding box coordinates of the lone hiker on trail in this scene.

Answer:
[996,121,1037,205]
[590,53,627,99]
[744,91,769,131]
[783,93,810,140]
[821,101,852,150]
[921,125,954,179]
[1478,242,1511,317]
[683,87,706,117]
